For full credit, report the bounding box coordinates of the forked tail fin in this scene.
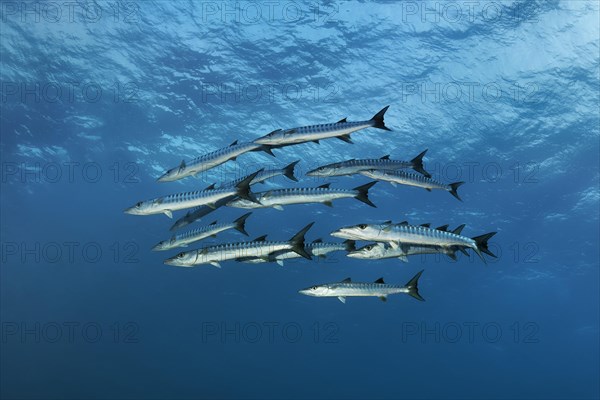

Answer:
[471,232,497,263]
[370,106,392,131]
[404,269,425,302]
[410,149,430,178]
[449,182,465,202]
[353,181,378,208]
[343,240,356,252]
[233,212,252,236]
[235,170,262,203]
[289,222,315,260]
[283,160,300,182]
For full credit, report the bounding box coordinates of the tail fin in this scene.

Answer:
[353,181,378,208]
[410,149,430,178]
[235,170,262,203]
[283,160,300,182]
[289,222,314,260]
[370,106,392,131]
[260,145,276,157]
[343,240,356,252]
[449,182,465,202]
[404,269,425,302]
[233,212,252,236]
[472,232,497,262]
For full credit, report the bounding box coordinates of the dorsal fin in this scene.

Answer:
[336,118,347,123]
[179,160,186,170]
[204,183,216,191]
[209,220,217,225]
[312,238,323,243]
[436,224,449,231]
[383,220,392,225]
[317,183,331,189]
[341,277,351,283]
[420,223,431,228]
[398,221,409,225]
[229,140,238,146]
[253,235,268,242]
[374,277,385,284]
[380,155,390,160]
[452,224,466,235]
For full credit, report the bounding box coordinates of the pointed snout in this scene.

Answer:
[346,251,361,258]
[123,206,136,215]
[330,229,349,239]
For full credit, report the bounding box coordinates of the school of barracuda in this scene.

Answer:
[125,106,497,303]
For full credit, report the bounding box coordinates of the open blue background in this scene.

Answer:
[1,1,598,399]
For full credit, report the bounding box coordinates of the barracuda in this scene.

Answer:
[152,213,252,251]
[157,141,274,182]
[169,163,300,231]
[226,182,377,210]
[299,270,425,303]
[331,221,496,263]
[306,150,430,178]
[240,239,356,266]
[253,106,391,146]
[124,171,261,218]
[221,160,300,187]
[164,222,314,268]
[359,169,463,201]
[348,242,465,262]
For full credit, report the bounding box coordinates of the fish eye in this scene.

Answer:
[359,224,367,229]
[136,202,142,207]
[177,252,185,258]
[312,286,318,290]
[366,245,374,250]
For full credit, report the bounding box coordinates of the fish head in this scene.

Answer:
[347,242,386,259]
[306,164,337,177]
[253,129,285,145]
[124,200,155,216]
[152,237,176,251]
[331,223,380,241]
[164,250,197,266]
[157,161,187,182]
[299,283,332,297]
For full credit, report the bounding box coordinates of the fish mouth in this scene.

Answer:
[123,207,136,215]
[164,258,179,266]
[151,243,165,251]
[156,173,172,183]
[298,289,313,296]
[346,251,362,258]
[330,229,349,239]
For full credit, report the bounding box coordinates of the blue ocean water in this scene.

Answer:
[1,1,599,399]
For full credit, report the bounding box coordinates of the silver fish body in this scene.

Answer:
[241,239,355,266]
[253,106,391,146]
[332,222,496,263]
[226,182,377,210]
[157,141,271,182]
[164,222,314,267]
[125,171,260,218]
[153,213,251,251]
[299,270,425,303]
[347,242,459,262]
[359,169,463,201]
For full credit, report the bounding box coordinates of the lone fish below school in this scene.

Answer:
[299,270,425,303]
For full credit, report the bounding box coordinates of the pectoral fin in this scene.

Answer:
[398,255,409,263]
[273,205,284,211]
[337,296,346,304]
[164,210,173,219]
[276,260,284,267]
[209,262,221,268]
